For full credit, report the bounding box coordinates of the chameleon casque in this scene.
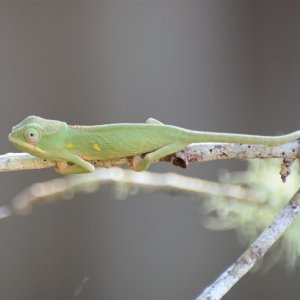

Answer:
[8,116,300,174]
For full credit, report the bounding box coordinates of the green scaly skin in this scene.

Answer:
[8,116,300,174]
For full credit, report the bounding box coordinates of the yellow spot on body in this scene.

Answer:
[65,143,74,149]
[93,144,101,152]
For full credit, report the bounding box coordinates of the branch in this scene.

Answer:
[12,167,262,214]
[195,188,300,300]
[183,140,300,163]
[1,140,299,173]
[0,152,127,172]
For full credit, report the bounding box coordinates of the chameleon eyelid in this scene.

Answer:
[23,126,42,144]
[23,124,43,132]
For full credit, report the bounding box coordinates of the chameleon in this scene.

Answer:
[8,115,300,174]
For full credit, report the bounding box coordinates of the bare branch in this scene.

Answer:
[0,152,127,172]
[181,140,300,163]
[195,188,300,300]
[1,140,299,173]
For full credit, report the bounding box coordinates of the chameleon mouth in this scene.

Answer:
[8,133,23,147]
[8,133,22,148]
[8,134,45,155]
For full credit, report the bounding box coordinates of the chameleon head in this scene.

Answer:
[8,116,65,158]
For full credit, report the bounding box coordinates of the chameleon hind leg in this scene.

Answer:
[132,143,186,171]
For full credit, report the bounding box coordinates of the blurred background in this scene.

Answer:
[0,1,300,299]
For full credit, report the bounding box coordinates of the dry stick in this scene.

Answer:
[11,167,263,214]
[1,140,299,173]
[195,188,300,300]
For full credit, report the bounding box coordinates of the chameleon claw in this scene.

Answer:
[132,155,150,171]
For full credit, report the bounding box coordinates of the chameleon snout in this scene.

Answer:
[8,132,13,142]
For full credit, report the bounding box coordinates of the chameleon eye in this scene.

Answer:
[23,127,41,144]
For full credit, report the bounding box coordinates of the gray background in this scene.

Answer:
[1,1,300,299]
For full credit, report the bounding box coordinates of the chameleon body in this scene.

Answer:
[8,116,300,174]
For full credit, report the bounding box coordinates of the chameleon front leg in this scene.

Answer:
[132,143,186,171]
[55,154,95,174]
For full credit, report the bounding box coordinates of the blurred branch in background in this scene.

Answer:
[196,187,300,300]
[203,160,300,270]
[11,167,264,214]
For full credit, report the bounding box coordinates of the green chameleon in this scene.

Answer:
[8,116,300,174]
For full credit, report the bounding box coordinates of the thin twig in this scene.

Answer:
[195,188,300,300]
